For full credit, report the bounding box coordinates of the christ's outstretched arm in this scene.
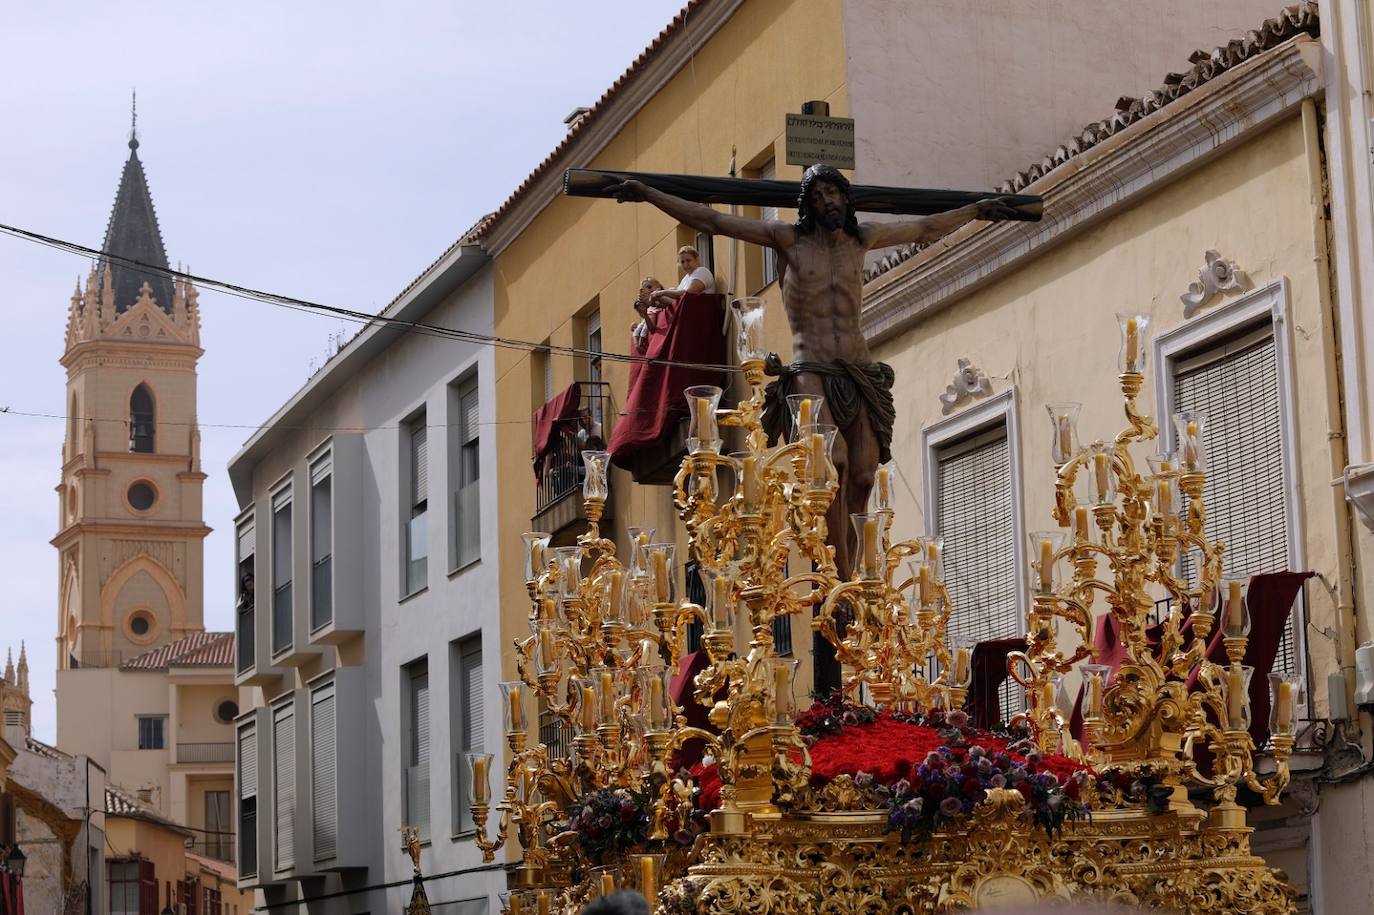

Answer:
[609,179,787,249]
[861,196,1022,250]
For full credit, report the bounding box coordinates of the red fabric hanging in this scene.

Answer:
[531,383,581,482]
[609,293,727,471]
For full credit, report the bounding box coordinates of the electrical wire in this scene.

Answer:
[0,220,742,375]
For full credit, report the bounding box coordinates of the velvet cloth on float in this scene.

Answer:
[608,293,727,471]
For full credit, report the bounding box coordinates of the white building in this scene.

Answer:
[228,234,501,913]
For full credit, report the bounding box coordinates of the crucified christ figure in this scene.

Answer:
[609,164,1021,579]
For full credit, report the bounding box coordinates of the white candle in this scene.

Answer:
[472,756,490,804]
[1276,681,1293,729]
[653,551,669,602]
[862,518,879,572]
[1184,420,1199,470]
[649,675,665,728]
[877,466,891,505]
[1093,451,1109,500]
[742,455,760,506]
[1074,505,1090,541]
[695,397,714,442]
[953,647,970,685]
[1227,667,1245,727]
[798,398,813,429]
[1057,414,1072,458]
[508,685,524,732]
[1125,318,1139,372]
[810,433,826,482]
[1039,539,1054,590]
[1227,580,1244,633]
[599,670,615,721]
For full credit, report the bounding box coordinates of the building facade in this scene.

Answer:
[228,239,501,912]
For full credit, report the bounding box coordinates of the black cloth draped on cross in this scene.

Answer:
[759,354,897,464]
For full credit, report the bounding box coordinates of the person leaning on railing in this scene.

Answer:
[631,277,664,356]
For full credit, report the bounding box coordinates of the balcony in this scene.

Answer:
[532,382,611,536]
[177,741,234,764]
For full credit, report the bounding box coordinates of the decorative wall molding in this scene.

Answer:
[939,358,993,415]
[861,36,1322,346]
[1180,250,1251,316]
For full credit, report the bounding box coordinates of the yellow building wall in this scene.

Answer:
[107,816,252,913]
[492,0,849,687]
[870,114,1343,709]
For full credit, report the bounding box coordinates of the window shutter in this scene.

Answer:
[936,425,1020,714]
[237,522,255,563]
[461,388,480,447]
[407,668,431,837]
[238,726,257,798]
[273,703,295,870]
[1173,328,1294,669]
[463,643,484,754]
[272,501,292,586]
[760,160,779,287]
[311,683,338,860]
[411,420,429,507]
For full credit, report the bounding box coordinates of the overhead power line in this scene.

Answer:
[0,219,743,375]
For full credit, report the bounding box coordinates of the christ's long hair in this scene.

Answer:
[796,163,861,238]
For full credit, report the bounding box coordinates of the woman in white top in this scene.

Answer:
[651,245,716,306]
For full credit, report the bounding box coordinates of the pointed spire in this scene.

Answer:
[99,103,173,315]
[3,648,12,683]
[17,643,28,692]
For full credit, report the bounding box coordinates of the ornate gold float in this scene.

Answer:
[457,301,1297,913]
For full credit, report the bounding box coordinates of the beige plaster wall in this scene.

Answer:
[871,114,1343,701]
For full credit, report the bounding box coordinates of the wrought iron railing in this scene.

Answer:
[534,384,612,514]
[539,709,572,760]
[177,742,234,764]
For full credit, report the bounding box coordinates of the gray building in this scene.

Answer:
[228,233,501,913]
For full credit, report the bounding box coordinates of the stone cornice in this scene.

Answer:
[480,0,746,256]
[51,520,212,548]
[61,339,202,371]
[860,36,1323,346]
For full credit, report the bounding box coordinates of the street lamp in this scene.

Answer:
[4,844,24,878]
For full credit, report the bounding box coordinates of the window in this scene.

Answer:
[453,379,481,569]
[695,229,716,275]
[236,516,255,673]
[452,637,483,833]
[684,562,705,654]
[127,481,156,512]
[406,414,429,594]
[205,790,231,861]
[404,659,431,840]
[1172,324,1296,671]
[271,487,293,654]
[215,700,239,724]
[757,159,779,290]
[137,715,165,750]
[108,857,156,915]
[272,699,296,870]
[129,384,154,453]
[237,722,258,877]
[935,422,1021,718]
[310,454,333,630]
[311,679,338,860]
[587,312,603,430]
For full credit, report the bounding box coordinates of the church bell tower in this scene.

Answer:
[52,116,210,669]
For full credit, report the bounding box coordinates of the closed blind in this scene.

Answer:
[936,425,1021,714]
[237,522,255,563]
[407,666,431,837]
[1174,327,1294,671]
[273,703,295,870]
[311,682,338,860]
[462,642,484,753]
[411,419,429,507]
[238,725,257,798]
[759,159,779,288]
[460,388,480,448]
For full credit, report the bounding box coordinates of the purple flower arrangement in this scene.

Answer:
[567,786,652,864]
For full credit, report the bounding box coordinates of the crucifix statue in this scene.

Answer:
[566,165,1040,580]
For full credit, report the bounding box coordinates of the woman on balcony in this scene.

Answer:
[631,277,664,355]
[650,245,716,307]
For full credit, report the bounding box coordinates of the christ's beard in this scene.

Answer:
[820,208,845,230]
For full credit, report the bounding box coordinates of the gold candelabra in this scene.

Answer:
[467,301,1298,914]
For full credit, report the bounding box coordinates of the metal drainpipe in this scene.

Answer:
[1301,96,1363,709]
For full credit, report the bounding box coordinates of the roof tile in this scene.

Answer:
[121,631,234,671]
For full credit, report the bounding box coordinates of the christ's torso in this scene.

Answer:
[779,229,872,365]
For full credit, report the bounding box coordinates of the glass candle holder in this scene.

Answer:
[646,543,676,603]
[465,751,494,806]
[500,680,527,734]
[602,570,627,626]
[950,636,974,688]
[851,512,890,580]
[730,451,764,513]
[1173,411,1209,474]
[640,666,672,730]
[1116,313,1151,374]
[1081,663,1112,718]
[735,295,768,362]
[1040,672,1064,715]
[1150,470,1178,523]
[1028,530,1068,595]
[770,656,800,725]
[534,619,561,676]
[869,461,895,512]
[1222,578,1251,638]
[685,385,723,453]
[1046,402,1083,465]
[1088,442,1116,505]
[553,546,584,600]
[1268,672,1301,737]
[1146,450,1179,478]
[522,532,551,582]
[704,569,736,631]
[909,558,932,612]
[800,423,838,487]
[499,892,521,915]
[573,676,597,733]
[592,666,619,725]
[1226,664,1255,730]
[786,394,825,442]
[581,449,610,500]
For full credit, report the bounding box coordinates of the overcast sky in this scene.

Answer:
[0,0,686,742]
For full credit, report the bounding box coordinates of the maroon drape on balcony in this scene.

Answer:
[609,293,728,471]
[668,650,715,771]
[532,383,581,482]
[968,637,1027,729]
